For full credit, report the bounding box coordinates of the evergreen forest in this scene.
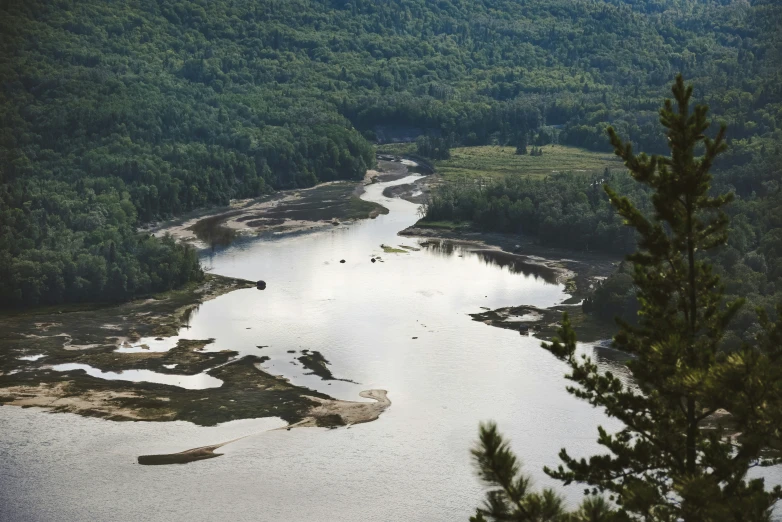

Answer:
[1,0,780,305]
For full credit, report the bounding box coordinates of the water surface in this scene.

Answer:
[4,173,775,521]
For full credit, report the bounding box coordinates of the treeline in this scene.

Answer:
[1,0,780,305]
[334,0,781,158]
[0,177,202,307]
[415,135,452,160]
[423,169,643,254]
[470,79,782,522]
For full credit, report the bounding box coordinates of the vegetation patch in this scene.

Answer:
[163,182,391,248]
[188,212,242,247]
[0,274,252,360]
[412,220,470,231]
[434,145,621,181]
[0,272,383,429]
[0,274,286,423]
[376,144,417,156]
[381,244,408,254]
[346,196,389,220]
[0,355,331,427]
[470,305,612,344]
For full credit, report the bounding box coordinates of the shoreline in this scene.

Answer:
[147,181,380,250]
[400,223,619,342]
[0,274,369,428]
[149,157,420,250]
[0,159,424,430]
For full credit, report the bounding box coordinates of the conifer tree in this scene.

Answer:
[543,75,782,520]
[516,133,528,155]
[472,76,782,521]
[471,422,617,521]
[470,422,567,521]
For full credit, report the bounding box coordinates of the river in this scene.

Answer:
[2,173,776,521]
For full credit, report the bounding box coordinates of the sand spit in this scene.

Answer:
[295,389,391,428]
[137,440,237,465]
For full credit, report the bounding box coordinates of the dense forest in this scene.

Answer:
[1,0,780,305]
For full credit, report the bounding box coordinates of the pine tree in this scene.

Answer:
[471,421,618,521]
[471,76,782,521]
[470,422,565,521]
[516,133,528,155]
[543,75,782,520]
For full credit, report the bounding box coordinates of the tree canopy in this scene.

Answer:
[1,0,779,305]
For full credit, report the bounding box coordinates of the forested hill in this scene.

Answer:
[1,0,779,306]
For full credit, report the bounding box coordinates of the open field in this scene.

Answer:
[377,144,623,181]
[435,145,622,180]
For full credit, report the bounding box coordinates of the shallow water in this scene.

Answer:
[49,363,223,390]
[2,173,779,521]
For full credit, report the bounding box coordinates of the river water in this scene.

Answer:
[2,173,777,521]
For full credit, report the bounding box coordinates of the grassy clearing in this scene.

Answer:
[436,145,621,180]
[376,143,622,180]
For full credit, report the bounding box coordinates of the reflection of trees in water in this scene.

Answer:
[181,303,202,329]
[190,213,240,250]
[206,228,237,250]
[420,239,465,257]
[419,240,558,284]
[474,251,559,283]
[590,343,635,387]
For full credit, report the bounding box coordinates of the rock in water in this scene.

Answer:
[256,280,267,290]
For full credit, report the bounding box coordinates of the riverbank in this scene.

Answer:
[400,222,619,342]
[149,157,426,250]
[148,181,388,250]
[370,156,437,204]
[0,161,434,431]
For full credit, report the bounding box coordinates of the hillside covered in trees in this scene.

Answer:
[1,0,779,305]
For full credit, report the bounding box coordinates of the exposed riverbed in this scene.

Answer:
[2,163,779,521]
